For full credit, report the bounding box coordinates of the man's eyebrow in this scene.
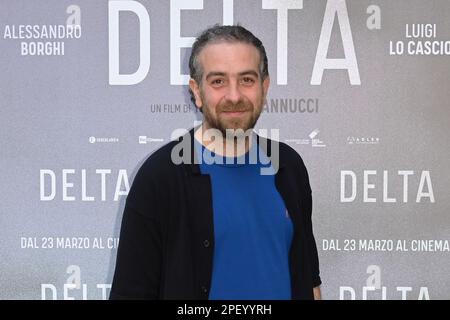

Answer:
[205,71,226,80]
[205,70,260,80]
[238,70,259,78]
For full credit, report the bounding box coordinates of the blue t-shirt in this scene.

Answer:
[195,136,293,300]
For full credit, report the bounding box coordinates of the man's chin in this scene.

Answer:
[219,122,256,135]
[218,117,255,130]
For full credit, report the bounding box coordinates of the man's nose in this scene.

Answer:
[224,82,243,104]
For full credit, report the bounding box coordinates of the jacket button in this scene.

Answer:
[203,240,210,248]
[201,286,208,294]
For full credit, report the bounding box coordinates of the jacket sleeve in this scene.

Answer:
[109,161,163,299]
[299,160,322,287]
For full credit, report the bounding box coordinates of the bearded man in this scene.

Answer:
[110,25,322,300]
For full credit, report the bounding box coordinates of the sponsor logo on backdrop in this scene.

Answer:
[340,265,430,300]
[390,24,450,56]
[41,265,111,300]
[138,136,164,144]
[3,5,82,56]
[340,170,435,203]
[347,136,380,145]
[285,129,326,148]
[88,136,119,144]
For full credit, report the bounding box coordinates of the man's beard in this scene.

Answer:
[201,94,263,137]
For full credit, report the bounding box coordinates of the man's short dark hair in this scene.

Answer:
[188,24,269,108]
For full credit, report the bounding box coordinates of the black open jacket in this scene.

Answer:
[110,128,321,299]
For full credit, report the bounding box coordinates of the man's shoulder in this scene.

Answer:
[126,137,184,207]
[263,137,312,191]
[123,139,182,215]
[260,135,308,170]
[279,140,306,163]
[135,127,196,178]
[136,138,182,179]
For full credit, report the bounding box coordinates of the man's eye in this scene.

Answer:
[242,77,255,84]
[212,79,224,85]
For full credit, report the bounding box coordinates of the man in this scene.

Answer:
[110,25,321,300]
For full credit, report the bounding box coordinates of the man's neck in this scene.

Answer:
[194,123,253,157]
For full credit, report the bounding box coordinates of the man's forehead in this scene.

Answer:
[198,41,260,66]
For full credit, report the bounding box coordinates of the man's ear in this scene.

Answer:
[189,78,203,108]
[262,76,270,104]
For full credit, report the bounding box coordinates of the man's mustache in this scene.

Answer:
[218,100,254,112]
